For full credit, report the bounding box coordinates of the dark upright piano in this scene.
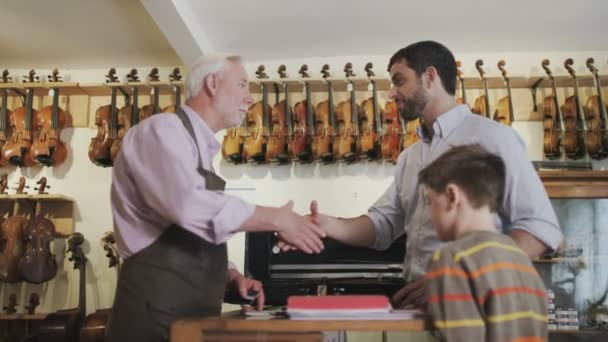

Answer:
[226,232,406,305]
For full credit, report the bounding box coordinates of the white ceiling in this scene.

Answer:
[163,0,608,64]
[0,0,181,68]
[1,0,606,70]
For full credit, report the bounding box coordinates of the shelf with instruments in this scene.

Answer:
[0,176,74,236]
[0,195,74,237]
[0,68,185,129]
[0,78,184,98]
[246,72,608,93]
[249,76,392,93]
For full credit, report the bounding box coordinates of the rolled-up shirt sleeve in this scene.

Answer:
[496,130,563,251]
[123,116,255,244]
[366,152,407,250]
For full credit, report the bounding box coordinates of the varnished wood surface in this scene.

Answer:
[171,311,428,342]
[539,170,608,198]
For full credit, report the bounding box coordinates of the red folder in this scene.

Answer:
[287,295,391,310]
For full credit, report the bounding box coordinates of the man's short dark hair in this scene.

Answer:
[418,144,506,212]
[388,41,457,96]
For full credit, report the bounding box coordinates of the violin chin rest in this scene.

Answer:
[321,153,334,164]
[274,154,290,164]
[297,152,312,163]
[8,156,24,167]
[365,149,379,160]
[251,153,266,163]
[35,155,53,166]
[93,157,113,167]
[228,153,244,164]
[343,153,358,163]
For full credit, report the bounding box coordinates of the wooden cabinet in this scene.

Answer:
[540,171,608,198]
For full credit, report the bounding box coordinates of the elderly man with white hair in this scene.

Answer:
[106,54,325,341]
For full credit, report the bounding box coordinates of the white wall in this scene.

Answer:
[2,49,608,316]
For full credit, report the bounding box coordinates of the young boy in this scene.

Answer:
[418,144,548,342]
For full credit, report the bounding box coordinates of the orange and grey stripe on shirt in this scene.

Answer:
[426,231,548,342]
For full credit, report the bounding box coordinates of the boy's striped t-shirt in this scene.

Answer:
[426,231,548,342]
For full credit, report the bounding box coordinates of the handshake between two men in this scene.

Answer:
[273,200,331,254]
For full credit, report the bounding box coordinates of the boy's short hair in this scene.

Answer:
[418,144,506,212]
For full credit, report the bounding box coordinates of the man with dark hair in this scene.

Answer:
[297,40,562,310]
[420,144,548,342]
[388,40,457,97]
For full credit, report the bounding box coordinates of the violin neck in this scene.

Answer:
[459,77,467,104]
[110,87,118,138]
[284,84,292,136]
[350,83,358,125]
[153,86,160,114]
[593,70,608,126]
[51,88,59,130]
[131,87,139,126]
[174,86,181,108]
[372,80,382,136]
[482,78,491,117]
[25,89,34,131]
[305,82,314,136]
[328,81,336,132]
[0,89,7,131]
[261,83,269,129]
[572,76,588,132]
[78,251,87,317]
[550,77,565,132]
[505,78,514,123]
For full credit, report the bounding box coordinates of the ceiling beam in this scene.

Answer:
[140,0,214,66]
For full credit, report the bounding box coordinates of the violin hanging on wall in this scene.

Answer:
[2,69,39,167]
[31,69,68,166]
[312,64,336,163]
[563,58,588,159]
[89,68,121,167]
[221,66,246,164]
[359,62,382,160]
[455,61,467,106]
[290,65,314,163]
[472,60,490,118]
[334,63,360,163]
[266,65,290,163]
[242,65,270,163]
[493,60,515,126]
[221,120,246,164]
[18,176,57,284]
[0,70,13,167]
[139,67,161,121]
[381,101,402,164]
[541,59,564,160]
[585,58,608,159]
[110,69,139,162]
[163,67,182,113]
[0,177,28,283]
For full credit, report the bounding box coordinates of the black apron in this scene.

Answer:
[106,107,228,342]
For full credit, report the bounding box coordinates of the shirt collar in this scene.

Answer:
[418,104,469,143]
[181,104,221,152]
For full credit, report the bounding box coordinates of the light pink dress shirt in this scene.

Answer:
[111,105,255,259]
